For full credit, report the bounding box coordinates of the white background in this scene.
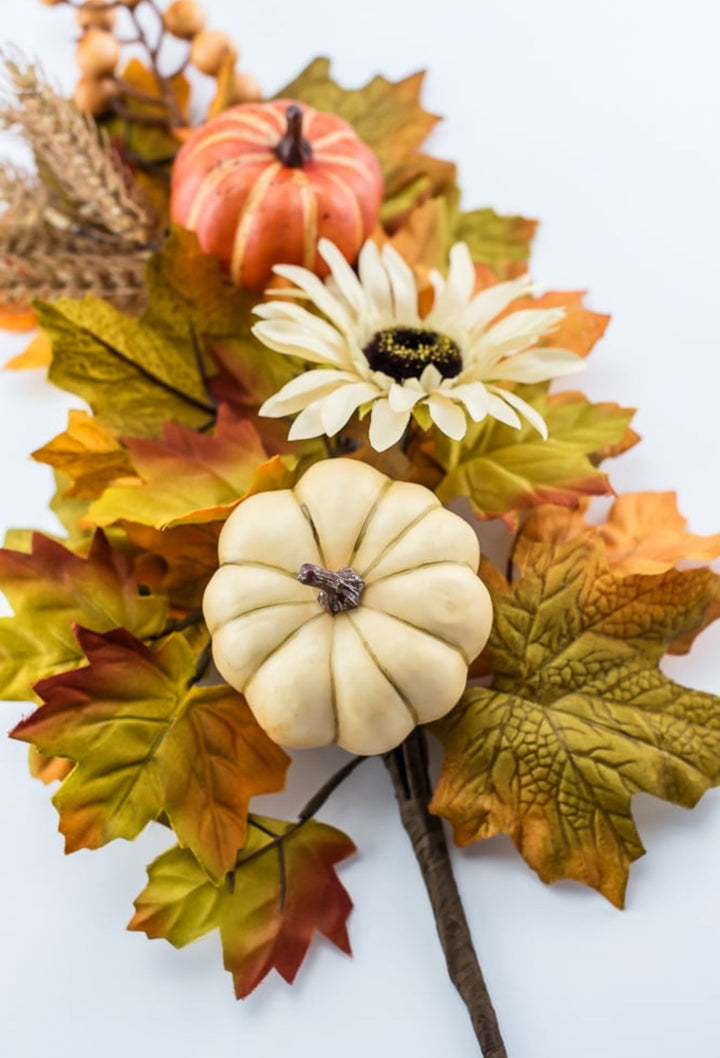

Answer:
[0,1,719,1056]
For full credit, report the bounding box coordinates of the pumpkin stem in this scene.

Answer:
[298,563,365,615]
[385,729,508,1057]
[275,104,313,168]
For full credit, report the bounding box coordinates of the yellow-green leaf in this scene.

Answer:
[431,533,720,906]
[12,628,289,878]
[436,387,637,528]
[278,57,439,178]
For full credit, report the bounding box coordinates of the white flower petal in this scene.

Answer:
[388,382,424,413]
[493,348,584,383]
[427,394,468,440]
[447,381,490,422]
[272,263,354,334]
[426,243,475,330]
[259,370,358,416]
[485,392,522,430]
[464,274,534,334]
[489,386,548,439]
[419,363,444,391]
[287,400,327,440]
[380,244,420,323]
[251,319,351,369]
[470,307,567,371]
[358,240,393,324]
[369,399,411,451]
[253,300,349,357]
[318,238,369,318]
[320,381,381,436]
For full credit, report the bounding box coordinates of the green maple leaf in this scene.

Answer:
[435,387,637,528]
[453,207,538,277]
[11,627,289,879]
[37,228,265,439]
[278,57,440,179]
[129,816,355,997]
[430,532,720,906]
[0,531,167,700]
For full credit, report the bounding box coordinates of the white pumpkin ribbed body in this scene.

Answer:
[203,459,492,755]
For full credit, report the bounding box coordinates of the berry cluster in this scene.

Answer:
[39,0,261,119]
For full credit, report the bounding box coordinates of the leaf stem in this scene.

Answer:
[384,729,507,1058]
[229,754,366,878]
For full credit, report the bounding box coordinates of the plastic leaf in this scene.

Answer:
[5,333,52,368]
[122,520,223,611]
[0,531,167,700]
[278,58,439,178]
[454,208,538,278]
[524,491,720,576]
[129,816,355,997]
[37,229,258,440]
[431,533,720,906]
[12,628,289,878]
[32,410,138,500]
[38,295,216,439]
[83,405,295,529]
[436,388,637,528]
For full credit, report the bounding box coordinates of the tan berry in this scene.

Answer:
[163,0,205,40]
[190,30,237,76]
[76,28,120,78]
[38,0,65,6]
[77,1,117,32]
[118,0,142,7]
[229,70,263,103]
[74,75,118,116]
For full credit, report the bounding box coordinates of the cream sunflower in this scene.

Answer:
[254,238,585,452]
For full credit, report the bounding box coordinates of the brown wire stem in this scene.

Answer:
[384,729,508,1057]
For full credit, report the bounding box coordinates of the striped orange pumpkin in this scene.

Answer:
[170,99,384,290]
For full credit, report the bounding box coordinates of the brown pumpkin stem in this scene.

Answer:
[298,563,365,615]
[384,729,508,1058]
[275,105,313,168]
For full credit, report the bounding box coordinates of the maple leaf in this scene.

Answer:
[0,306,37,333]
[430,532,720,906]
[454,207,538,279]
[525,491,720,576]
[81,405,295,530]
[37,229,264,440]
[279,57,439,179]
[5,333,51,369]
[129,816,355,997]
[435,386,637,528]
[0,531,167,700]
[38,295,216,439]
[12,628,289,878]
[32,410,138,500]
[122,520,223,611]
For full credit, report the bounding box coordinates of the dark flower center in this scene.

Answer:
[362,326,463,383]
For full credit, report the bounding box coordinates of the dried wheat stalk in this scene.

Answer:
[0,247,148,314]
[0,51,154,246]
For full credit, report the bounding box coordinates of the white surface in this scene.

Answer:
[1,1,719,1056]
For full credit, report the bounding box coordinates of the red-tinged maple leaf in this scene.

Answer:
[0,531,167,700]
[12,628,289,878]
[129,816,355,997]
[83,404,296,530]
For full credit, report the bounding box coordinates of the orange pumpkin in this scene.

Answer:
[170,99,384,289]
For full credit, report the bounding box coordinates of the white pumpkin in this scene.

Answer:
[202,458,493,755]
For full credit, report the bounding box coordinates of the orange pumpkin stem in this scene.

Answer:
[275,104,313,168]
